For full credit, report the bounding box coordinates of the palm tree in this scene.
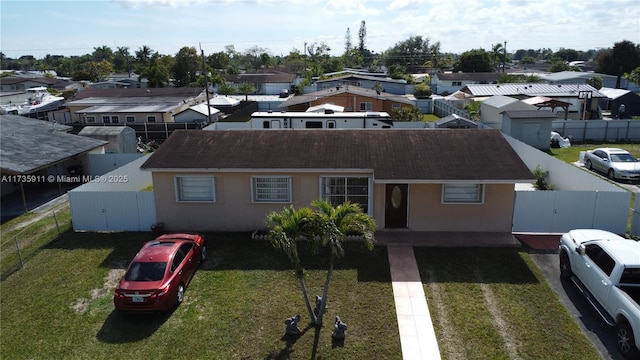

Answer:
[266,206,320,325]
[310,199,375,325]
[266,199,376,327]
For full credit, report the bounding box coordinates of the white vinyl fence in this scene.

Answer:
[552,119,640,142]
[506,135,632,235]
[69,156,156,232]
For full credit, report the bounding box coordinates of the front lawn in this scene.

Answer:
[0,232,399,360]
[415,248,601,360]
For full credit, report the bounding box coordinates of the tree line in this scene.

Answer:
[1,21,638,91]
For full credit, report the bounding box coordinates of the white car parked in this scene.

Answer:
[584,147,640,181]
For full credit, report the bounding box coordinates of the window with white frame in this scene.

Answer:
[85,116,95,123]
[452,81,462,86]
[126,115,135,123]
[102,115,110,123]
[442,184,484,204]
[175,176,216,202]
[110,115,120,124]
[392,103,401,110]
[147,115,157,123]
[321,176,371,214]
[359,102,373,111]
[252,176,291,203]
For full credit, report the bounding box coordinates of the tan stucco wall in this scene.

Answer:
[153,171,516,233]
[152,171,372,231]
[405,183,515,232]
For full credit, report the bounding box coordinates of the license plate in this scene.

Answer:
[132,296,144,303]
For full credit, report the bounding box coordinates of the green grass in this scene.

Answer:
[415,248,601,360]
[0,206,72,279]
[548,142,640,163]
[1,232,400,360]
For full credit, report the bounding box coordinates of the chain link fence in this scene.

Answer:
[1,207,72,280]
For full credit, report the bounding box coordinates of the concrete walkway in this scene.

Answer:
[388,243,441,360]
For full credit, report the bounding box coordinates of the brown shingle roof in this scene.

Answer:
[141,129,534,182]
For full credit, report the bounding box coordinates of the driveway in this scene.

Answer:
[528,248,628,360]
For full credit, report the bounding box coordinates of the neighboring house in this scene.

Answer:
[480,95,537,129]
[501,110,556,150]
[435,114,478,128]
[314,74,410,95]
[463,83,606,120]
[88,81,130,89]
[598,87,640,119]
[219,72,298,95]
[540,71,639,92]
[173,103,221,124]
[279,85,415,113]
[0,76,58,91]
[66,88,208,124]
[77,126,138,153]
[431,72,503,95]
[140,129,535,234]
[0,115,107,211]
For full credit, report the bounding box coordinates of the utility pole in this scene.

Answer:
[200,43,212,123]
[503,41,507,73]
[304,42,307,80]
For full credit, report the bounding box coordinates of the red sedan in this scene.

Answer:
[114,233,207,312]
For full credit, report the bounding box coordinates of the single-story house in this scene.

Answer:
[279,85,415,114]
[540,71,639,93]
[431,72,503,95]
[314,74,410,95]
[140,129,535,235]
[218,72,298,95]
[66,88,208,123]
[173,103,221,124]
[598,87,640,119]
[480,95,537,128]
[463,83,606,120]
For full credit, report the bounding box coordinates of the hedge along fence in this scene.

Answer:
[0,208,72,281]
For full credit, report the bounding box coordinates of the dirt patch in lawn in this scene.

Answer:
[71,260,127,314]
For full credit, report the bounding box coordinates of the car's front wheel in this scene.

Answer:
[201,245,207,262]
[607,168,616,180]
[616,321,639,359]
[585,159,592,170]
[559,251,573,281]
[176,284,185,305]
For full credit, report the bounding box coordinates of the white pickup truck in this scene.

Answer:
[559,229,640,358]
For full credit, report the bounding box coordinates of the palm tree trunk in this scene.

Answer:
[316,254,335,326]
[295,261,317,324]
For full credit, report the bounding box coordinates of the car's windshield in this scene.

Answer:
[125,262,167,281]
[610,153,637,162]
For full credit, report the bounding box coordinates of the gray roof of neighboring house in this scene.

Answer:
[462,83,606,98]
[0,76,58,86]
[141,129,534,183]
[72,87,205,100]
[279,85,415,108]
[598,87,632,100]
[316,74,407,85]
[434,72,503,82]
[482,95,521,108]
[0,115,107,174]
[503,110,557,119]
[176,103,221,116]
[539,71,618,82]
[222,72,297,84]
[77,126,134,136]
[75,104,178,113]
[435,114,478,128]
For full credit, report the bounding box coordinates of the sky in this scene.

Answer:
[1,0,639,59]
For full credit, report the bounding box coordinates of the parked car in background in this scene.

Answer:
[114,233,207,312]
[559,229,640,358]
[584,147,640,181]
